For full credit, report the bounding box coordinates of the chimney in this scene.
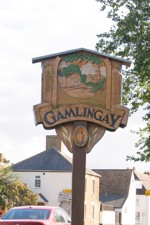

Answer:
[46,135,62,151]
[132,167,136,171]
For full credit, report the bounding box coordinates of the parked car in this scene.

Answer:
[0,205,71,225]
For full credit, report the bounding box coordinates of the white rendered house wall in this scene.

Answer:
[14,171,72,206]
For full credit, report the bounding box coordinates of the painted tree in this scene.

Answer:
[95,0,150,161]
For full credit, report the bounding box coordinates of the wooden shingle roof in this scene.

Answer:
[93,169,133,208]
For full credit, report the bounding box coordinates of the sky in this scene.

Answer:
[0,0,149,172]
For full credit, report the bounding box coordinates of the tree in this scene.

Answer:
[95,0,150,162]
[0,153,9,163]
[0,158,38,211]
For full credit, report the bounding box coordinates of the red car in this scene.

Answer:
[0,205,71,225]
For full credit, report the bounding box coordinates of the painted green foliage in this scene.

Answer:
[86,78,106,93]
[58,52,105,93]
[95,0,150,161]
[63,52,102,64]
[62,64,81,77]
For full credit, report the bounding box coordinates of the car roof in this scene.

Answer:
[10,206,58,210]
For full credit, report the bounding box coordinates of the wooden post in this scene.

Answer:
[71,121,87,225]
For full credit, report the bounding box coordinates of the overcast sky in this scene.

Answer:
[0,0,149,172]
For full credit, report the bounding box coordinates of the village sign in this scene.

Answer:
[32,48,131,225]
[32,48,131,152]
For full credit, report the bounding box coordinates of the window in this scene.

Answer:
[136,198,139,206]
[84,204,86,221]
[124,206,127,213]
[35,175,41,188]
[61,209,71,223]
[136,212,140,223]
[85,177,87,193]
[54,209,65,222]
[91,204,94,220]
[92,178,95,195]
[2,209,50,220]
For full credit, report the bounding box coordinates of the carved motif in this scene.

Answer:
[55,123,105,153]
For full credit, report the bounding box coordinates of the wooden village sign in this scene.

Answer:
[32,48,131,225]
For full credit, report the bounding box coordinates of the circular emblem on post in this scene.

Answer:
[73,126,88,147]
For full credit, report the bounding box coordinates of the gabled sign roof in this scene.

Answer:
[32,47,131,66]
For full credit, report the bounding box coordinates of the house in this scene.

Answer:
[99,204,115,225]
[12,135,100,225]
[12,135,150,225]
[94,169,141,225]
[133,169,150,225]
